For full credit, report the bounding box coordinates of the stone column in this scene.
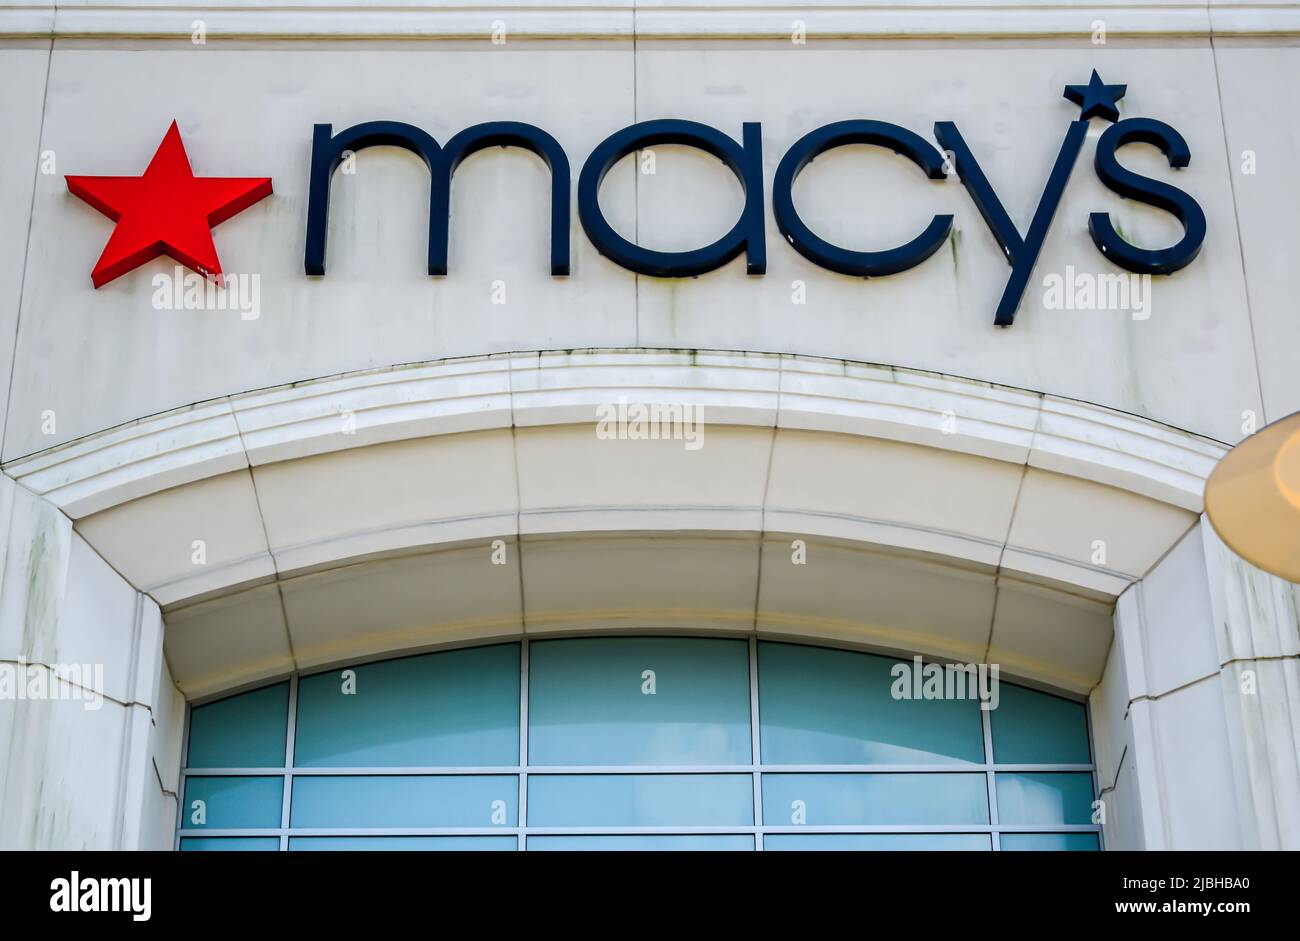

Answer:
[0,473,184,849]
[1093,516,1300,849]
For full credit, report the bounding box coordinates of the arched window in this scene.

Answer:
[178,637,1100,851]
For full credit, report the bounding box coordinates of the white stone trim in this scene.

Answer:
[1031,395,1226,510]
[759,508,1003,567]
[2,2,1300,41]
[234,354,515,468]
[2,349,1224,520]
[2,401,248,519]
[999,546,1135,597]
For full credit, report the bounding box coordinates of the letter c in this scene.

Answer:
[773,120,953,277]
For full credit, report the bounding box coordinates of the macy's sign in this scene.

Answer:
[68,70,1203,327]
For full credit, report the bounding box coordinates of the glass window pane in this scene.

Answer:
[1000,832,1099,851]
[294,644,519,768]
[990,684,1090,764]
[761,773,989,825]
[765,833,992,851]
[527,774,753,827]
[290,775,517,828]
[289,836,516,851]
[528,835,754,851]
[529,638,751,765]
[995,772,1095,825]
[181,776,283,829]
[758,643,984,765]
[180,837,281,851]
[186,683,288,769]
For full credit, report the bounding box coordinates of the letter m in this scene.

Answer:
[304,121,570,277]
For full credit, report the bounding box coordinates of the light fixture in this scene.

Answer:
[1204,410,1300,584]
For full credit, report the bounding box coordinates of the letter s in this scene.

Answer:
[1089,118,1206,275]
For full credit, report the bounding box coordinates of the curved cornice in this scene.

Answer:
[2,2,1299,41]
[2,348,1224,519]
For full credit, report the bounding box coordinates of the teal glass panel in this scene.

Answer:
[528,835,754,851]
[1000,832,1100,851]
[290,775,517,828]
[758,643,984,765]
[180,837,281,851]
[289,836,517,851]
[761,773,989,825]
[529,638,751,765]
[995,772,1095,825]
[527,774,753,827]
[990,684,1090,764]
[181,776,283,829]
[765,833,992,851]
[186,682,288,769]
[294,644,519,767]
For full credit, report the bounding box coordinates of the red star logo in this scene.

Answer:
[66,121,272,288]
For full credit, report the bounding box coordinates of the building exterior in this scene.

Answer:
[0,0,1298,852]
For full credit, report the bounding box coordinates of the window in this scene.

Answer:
[178,638,1100,850]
